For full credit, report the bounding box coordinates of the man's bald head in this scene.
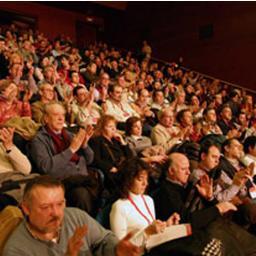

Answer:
[168,153,190,186]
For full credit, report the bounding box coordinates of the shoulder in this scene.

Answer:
[191,168,206,180]
[111,198,130,214]
[143,194,154,207]
[153,124,165,132]
[3,221,32,255]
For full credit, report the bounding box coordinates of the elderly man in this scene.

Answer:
[154,152,256,255]
[31,82,56,124]
[151,108,182,154]
[3,175,142,256]
[28,102,96,214]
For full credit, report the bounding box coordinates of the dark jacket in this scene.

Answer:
[89,135,133,174]
[154,179,220,230]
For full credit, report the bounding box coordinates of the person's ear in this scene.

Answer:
[201,152,207,161]
[224,145,229,154]
[21,201,30,216]
[168,166,174,177]
[44,114,49,125]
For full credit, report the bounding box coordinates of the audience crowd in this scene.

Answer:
[1,23,256,255]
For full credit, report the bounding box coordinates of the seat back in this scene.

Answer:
[0,206,23,254]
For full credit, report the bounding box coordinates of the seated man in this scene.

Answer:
[103,84,139,130]
[154,152,256,255]
[31,82,56,124]
[28,102,96,215]
[201,107,223,136]
[217,104,239,138]
[192,140,256,227]
[242,136,256,175]
[3,175,142,256]
[151,108,183,154]
[70,85,101,127]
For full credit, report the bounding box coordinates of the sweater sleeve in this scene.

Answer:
[7,145,31,175]
[89,137,114,172]
[110,201,128,240]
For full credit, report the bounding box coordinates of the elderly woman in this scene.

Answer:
[110,157,180,254]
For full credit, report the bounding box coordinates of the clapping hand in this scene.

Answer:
[196,174,213,200]
[66,225,87,256]
[82,125,94,146]
[69,128,86,153]
[116,232,142,256]
[0,127,15,151]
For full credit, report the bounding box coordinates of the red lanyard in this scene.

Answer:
[128,195,155,225]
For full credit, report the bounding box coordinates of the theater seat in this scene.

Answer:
[0,206,23,254]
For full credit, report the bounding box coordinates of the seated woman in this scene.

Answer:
[125,116,167,167]
[89,115,133,194]
[110,157,181,252]
[0,79,31,125]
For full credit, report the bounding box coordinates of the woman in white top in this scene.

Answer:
[110,157,180,249]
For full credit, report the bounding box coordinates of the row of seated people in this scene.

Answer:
[2,100,256,255]
[3,148,256,255]
[1,23,256,255]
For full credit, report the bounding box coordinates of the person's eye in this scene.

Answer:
[41,206,50,210]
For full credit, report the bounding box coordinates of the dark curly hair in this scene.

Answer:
[117,157,151,199]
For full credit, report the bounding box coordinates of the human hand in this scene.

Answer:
[196,174,213,200]
[82,125,94,146]
[230,196,243,206]
[66,225,87,256]
[144,220,166,236]
[166,212,180,226]
[23,89,33,102]
[69,128,86,153]
[149,155,168,164]
[116,232,142,256]
[233,170,249,187]
[110,167,118,173]
[216,201,237,215]
[0,127,15,150]
[114,132,126,145]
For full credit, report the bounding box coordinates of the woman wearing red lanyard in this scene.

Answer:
[110,157,180,251]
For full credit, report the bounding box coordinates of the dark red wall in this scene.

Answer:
[0,2,102,44]
[0,2,256,91]
[120,2,256,91]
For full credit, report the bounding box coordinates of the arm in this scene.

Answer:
[213,171,241,202]
[155,183,221,230]
[6,145,31,175]
[0,127,31,175]
[81,145,94,166]
[151,126,179,153]
[89,137,114,172]
[110,201,128,240]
